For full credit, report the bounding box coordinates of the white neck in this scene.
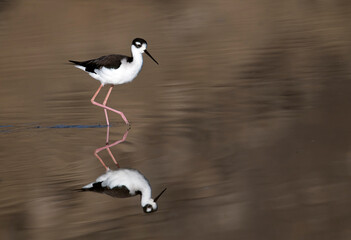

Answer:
[140,188,153,207]
[131,45,144,64]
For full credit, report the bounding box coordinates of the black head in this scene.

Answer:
[132,38,147,48]
[143,203,158,213]
[131,38,159,65]
[142,188,167,214]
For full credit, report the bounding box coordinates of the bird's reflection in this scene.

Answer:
[80,168,167,213]
[80,127,167,213]
[94,125,128,170]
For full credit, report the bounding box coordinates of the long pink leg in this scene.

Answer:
[106,125,110,145]
[103,86,113,144]
[91,84,129,125]
[94,130,129,169]
[94,149,109,170]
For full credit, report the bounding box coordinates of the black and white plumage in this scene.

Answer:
[80,168,167,213]
[69,38,158,86]
[68,38,159,125]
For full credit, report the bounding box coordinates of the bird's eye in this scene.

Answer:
[135,42,141,48]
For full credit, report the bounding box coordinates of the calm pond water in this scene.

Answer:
[1,1,351,239]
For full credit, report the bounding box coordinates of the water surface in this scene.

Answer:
[1,1,351,239]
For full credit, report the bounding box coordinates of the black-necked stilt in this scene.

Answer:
[69,38,158,126]
[80,168,167,213]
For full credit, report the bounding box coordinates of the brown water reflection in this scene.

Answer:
[1,1,351,239]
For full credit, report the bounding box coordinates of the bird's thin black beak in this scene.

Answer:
[144,50,159,65]
[154,188,167,202]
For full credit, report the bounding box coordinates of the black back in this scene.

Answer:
[81,182,140,198]
[69,54,133,73]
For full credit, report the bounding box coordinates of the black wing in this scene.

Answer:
[69,54,132,73]
[79,182,105,193]
[80,182,138,198]
[104,186,134,198]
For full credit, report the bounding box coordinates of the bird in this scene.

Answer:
[80,168,167,213]
[69,38,159,126]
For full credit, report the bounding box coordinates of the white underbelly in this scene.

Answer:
[91,61,142,85]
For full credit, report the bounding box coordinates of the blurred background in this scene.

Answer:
[1,0,351,239]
